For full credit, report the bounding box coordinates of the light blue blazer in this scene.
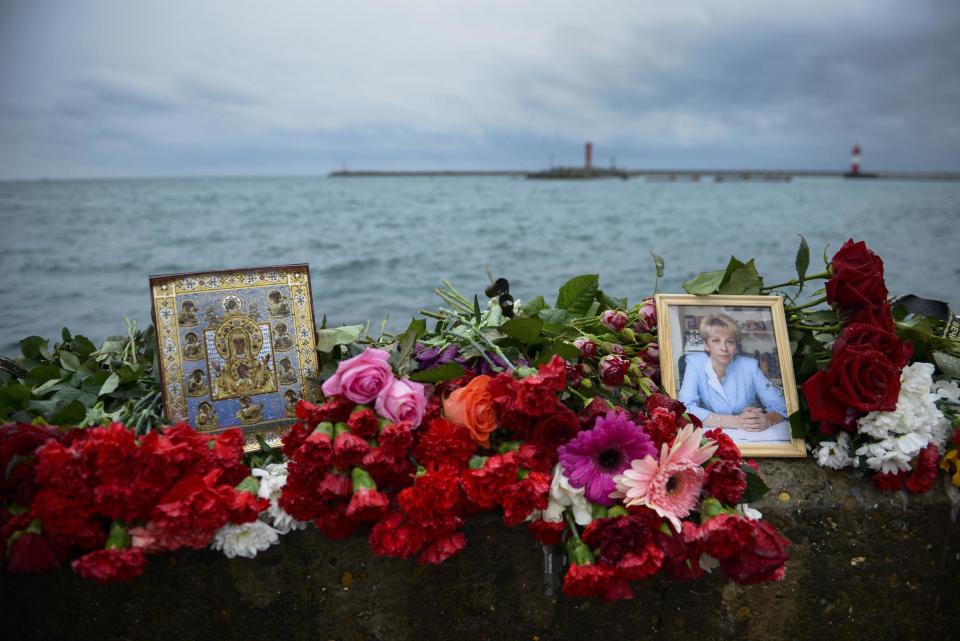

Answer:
[677,353,787,423]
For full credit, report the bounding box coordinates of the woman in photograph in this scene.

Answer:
[678,313,787,433]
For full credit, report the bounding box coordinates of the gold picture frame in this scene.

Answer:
[150,264,320,452]
[655,294,805,457]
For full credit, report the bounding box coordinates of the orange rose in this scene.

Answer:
[443,375,497,447]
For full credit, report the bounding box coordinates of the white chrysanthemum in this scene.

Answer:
[815,432,858,470]
[543,464,593,526]
[252,462,308,534]
[736,504,763,521]
[855,363,951,472]
[934,379,960,403]
[211,520,280,559]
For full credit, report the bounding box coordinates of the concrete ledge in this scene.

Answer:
[5,459,960,641]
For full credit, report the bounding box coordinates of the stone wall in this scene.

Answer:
[5,459,960,641]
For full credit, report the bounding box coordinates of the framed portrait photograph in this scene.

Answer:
[655,294,805,457]
[150,264,320,451]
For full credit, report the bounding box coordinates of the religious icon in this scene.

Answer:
[278,357,298,385]
[268,290,291,317]
[284,389,299,418]
[182,332,205,361]
[151,264,319,452]
[186,369,209,397]
[235,396,264,424]
[196,401,219,431]
[273,322,294,351]
[178,300,199,326]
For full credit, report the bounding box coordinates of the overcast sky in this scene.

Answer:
[1,0,958,179]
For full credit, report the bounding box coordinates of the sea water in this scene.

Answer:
[1,175,958,354]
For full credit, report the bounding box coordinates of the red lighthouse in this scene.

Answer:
[850,144,861,176]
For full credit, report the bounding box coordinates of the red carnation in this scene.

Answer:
[685,514,756,560]
[333,431,370,468]
[501,471,550,527]
[313,503,359,540]
[148,470,233,550]
[227,491,269,524]
[5,531,59,574]
[642,407,681,449]
[281,422,311,457]
[369,511,424,558]
[872,471,906,491]
[462,453,519,509]
[346,488,390,522]
[0,423,57,501]
[398,466,462,520]
[719,520,789,585]
[347,408,380,439]
[528,519,565,545]
[317,472,352,501]
[361,447,415,490]
[562,563,619,599]
[294,429,334,472]
[704,459,748,505]
[905,444,939,494]
[578,397,613,429]
[414,418,476,469]
[379,420,415,457]
[71,548,147,584]
[704,428,742,462]
[416,531,467,565]
[644,393,686,420]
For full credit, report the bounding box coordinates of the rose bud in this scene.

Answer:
[599,355,630,387]
[634,298,657,333]
[600,310,629,332]
[574,338,598,360]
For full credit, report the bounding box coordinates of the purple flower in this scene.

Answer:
[414,344,461,369]
[557,410,657,506]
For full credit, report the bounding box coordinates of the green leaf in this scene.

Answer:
[396,318,427,370]
[25,364,62,386]
[409,362,467,383]
[682,269,726,295]
[795,235,810,287]
[740,468,770,503]
[32,378,63,396]
[933,351,960,379]
[0,383,33,404]
[551,340,580,361]
[650,251,665,278]
[315,324,364,353]
[538,307,569,325]
[61,327,72,342]
[597,291,628,311]
[499,317,544,344]
[99,373,121,396]
[802,310,840,324]
[473,295,482,324]
[59,351,81,373]
[73,335,97,358]
[52,400,86,426]
[719,258,763,295]
[522,296,547,316]
[20,337,49,361]
[555,274,599,316]
[789,409,810,439]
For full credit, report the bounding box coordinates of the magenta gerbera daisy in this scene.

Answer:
[557,410,656,506]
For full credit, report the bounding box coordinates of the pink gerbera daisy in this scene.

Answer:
[612,424,718,531]
[557,410,656,506]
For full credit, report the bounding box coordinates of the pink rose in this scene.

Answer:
[321,348,396,404]
[375,378,428,426]
[601,310,629,332]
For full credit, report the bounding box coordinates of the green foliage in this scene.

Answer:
[409,362,467,383]
[0,321,162,432]
[795,235,810,290]
[741,466,771,503]
[315,324,365,353]
[499,317,544,344]
[682,256,763,295]
[555,274,599,317]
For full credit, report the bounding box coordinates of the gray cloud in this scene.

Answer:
[0,0,957,178]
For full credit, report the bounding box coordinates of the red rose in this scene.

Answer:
[531,406,581,453]
[826,239,888,309]
[802,344,901,424]
[574,338,598,360]
[704,459,747,505]
[719,520,789,585]
[845,303,896,333]
[634,298,657,333]
[71,548,147,584]
[599,355,629,386]
[834,323,911,370]
[601,310,629,332]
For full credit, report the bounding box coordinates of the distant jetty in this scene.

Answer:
[525,166,628,180]
[328,168,960,181]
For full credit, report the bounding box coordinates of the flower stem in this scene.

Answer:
[786,296,829,311]
[791,323,843,333]
[762,270,832,291]
[564,511,581,541]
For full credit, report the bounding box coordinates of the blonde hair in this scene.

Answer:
[698,313,741,343]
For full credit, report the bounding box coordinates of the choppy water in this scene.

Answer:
[1,176,959,354]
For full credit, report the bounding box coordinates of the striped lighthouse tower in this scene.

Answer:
[850,144,861,176]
